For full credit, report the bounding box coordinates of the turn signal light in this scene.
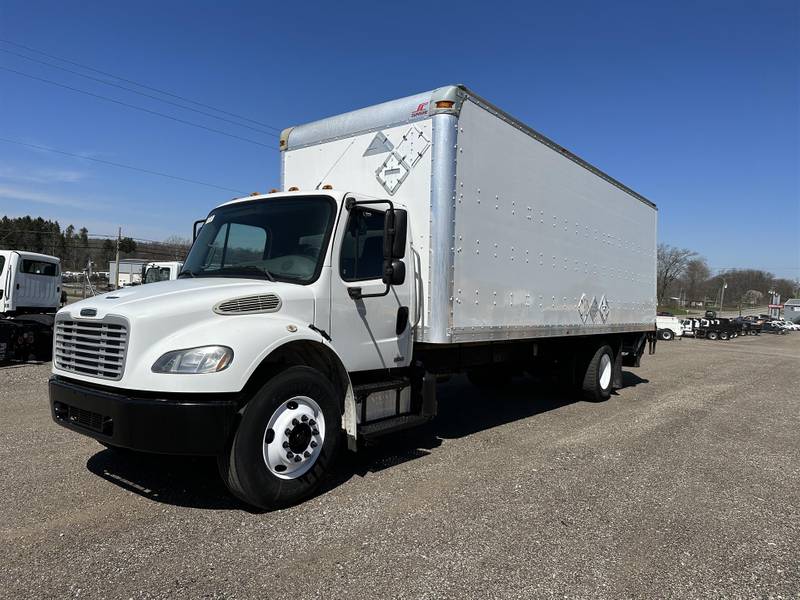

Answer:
[435,100,455,109]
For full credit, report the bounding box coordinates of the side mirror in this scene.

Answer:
[382,209,407,260]
[193,219,206,242]
[382,259,406,286]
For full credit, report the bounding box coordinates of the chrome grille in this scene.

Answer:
[214,293,281,315]
[54,317,128,380]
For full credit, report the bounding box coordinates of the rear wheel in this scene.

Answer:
[581,345,614,402]
[707,331,719,340]
[218,366,342,510]
[659,329,674,341]
[720,331,729,340]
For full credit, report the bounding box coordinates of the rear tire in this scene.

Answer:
[218,366,342,510]
[581,345,614,402]
[720,331,729,340]
[659,329,674,341]
[707,331,719,340]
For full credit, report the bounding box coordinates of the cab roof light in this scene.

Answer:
[288,186,300,192]
[321,184,333,190]
[249,192,260,196]
[435,100,455,109]
[269,188,279,193]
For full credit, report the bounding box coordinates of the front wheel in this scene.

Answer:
[218,366,342,510]
[659,329,674,341]
[581,344,614,402]
[707,331,719,340]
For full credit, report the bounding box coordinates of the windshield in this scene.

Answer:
[182,196,335,283]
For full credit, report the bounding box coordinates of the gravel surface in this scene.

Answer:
[1,335,798,599]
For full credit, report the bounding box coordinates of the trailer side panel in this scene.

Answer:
[449,98,657,342]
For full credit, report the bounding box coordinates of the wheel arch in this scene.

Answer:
[241,339,358,447]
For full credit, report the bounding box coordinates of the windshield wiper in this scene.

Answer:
[215,265,276,282]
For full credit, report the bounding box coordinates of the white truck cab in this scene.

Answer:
[1,250,61,315]
[142,261,184,284]
[50,85,657,510]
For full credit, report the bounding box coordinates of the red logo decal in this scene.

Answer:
[411,102,428,117]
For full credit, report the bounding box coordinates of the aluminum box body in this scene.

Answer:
[282,85,657,344]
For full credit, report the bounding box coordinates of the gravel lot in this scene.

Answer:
[2,334,798,599]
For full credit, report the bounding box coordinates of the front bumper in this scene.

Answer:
[49,377,239,455]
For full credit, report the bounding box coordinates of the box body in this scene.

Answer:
[282,85,657,344]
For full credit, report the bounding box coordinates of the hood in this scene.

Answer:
[59,277,317,323]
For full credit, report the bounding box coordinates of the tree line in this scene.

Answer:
[657,243,798,310]
[0,215,190,272]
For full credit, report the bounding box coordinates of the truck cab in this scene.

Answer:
[142,261,184,284]
[0,250,61,315]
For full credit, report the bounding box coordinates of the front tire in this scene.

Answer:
[581,345,614,402]
[218,366,342,510]
[659,329,674,341]
[707,331,719,340]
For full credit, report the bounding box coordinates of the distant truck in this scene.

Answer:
[656,315,682,341]
[0,250,61,362]
[142,261,183,284]
[50,85,658,509]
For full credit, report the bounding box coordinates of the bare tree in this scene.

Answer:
[682,258,711,302]
[742,289,763,306]
[657,244,697,306]
[162,235,192,261]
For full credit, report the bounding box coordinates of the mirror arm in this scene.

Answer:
[348,285,390,300]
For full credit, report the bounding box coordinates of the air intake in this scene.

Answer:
[214,293,281,315]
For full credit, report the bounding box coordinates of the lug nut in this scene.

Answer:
[282,441,289,448]
[301,415,308,422]
[286,452,294,459]
[292,418,299,426]
[310,441,318,448]
[312,429,319,436]
[285,429,291,436]
[304,451,311,458]
[309,419,316,426]
[294,455,301,462]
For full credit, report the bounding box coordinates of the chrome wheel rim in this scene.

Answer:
[262,396,326,480]
[599,353,612,390]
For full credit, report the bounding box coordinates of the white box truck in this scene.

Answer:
[50,85,657,509]
[1,250,62,362]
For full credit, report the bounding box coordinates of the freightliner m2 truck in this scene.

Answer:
[1,250,61,363]
[50,85,657,509]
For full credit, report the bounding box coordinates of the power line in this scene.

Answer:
[0,66,275,148]
[0,137,248,194]
[0,47,277,137]
[0,38,281,133]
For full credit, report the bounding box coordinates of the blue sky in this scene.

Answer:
[0,0,797,278]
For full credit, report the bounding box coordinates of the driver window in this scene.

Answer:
[340,208,384,281]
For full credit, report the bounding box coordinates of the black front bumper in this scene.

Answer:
[49,377,239,455]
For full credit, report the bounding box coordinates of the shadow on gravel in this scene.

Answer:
[86,370,645,511]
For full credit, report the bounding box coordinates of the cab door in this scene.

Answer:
[328,197,413,372]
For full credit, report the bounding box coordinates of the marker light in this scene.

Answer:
[321,184,333,190]
[288,186,300,191]
[152,346,233,374]
[435,100,455,109]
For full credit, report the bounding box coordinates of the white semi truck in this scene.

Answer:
[0,250,62,362]
[50,85,657,509]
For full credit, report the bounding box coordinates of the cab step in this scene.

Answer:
[358,414,431,439]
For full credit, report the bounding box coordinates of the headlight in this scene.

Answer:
[152,345,233,374]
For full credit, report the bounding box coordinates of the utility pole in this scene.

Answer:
[719,279,727,312]
[114,227,121,290]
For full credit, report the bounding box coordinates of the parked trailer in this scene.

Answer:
[142,261,184,284]
[0,251,61,363]
[49,85,658,509]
